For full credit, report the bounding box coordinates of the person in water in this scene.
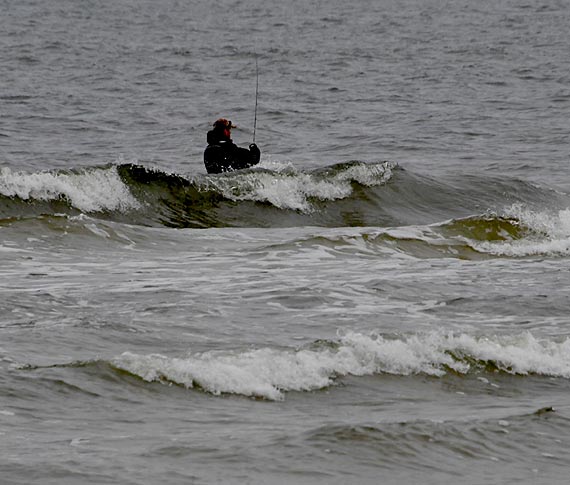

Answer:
[203,118,261,174]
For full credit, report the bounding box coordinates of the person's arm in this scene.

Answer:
[232,143,261,170]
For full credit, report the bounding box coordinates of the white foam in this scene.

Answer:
[0,245,31,253]
[112,330,570,400]
[0,166,140,213]
[334,162,394,186]
[475,205,570,257]
[202,162,392,212]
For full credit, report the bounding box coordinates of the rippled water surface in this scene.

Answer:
[2,0,570,484]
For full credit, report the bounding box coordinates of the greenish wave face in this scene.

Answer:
[2,162,569,237]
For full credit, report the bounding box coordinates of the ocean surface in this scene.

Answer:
[1,0,570,483]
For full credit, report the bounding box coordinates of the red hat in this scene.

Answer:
[213,118,236,129]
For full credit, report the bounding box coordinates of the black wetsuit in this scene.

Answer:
[203,130,261,174]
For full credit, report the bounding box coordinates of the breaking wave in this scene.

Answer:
[472,205,570,257]
[1,160,568,232]
[0,165,141,213]
[111,331,570,400]
[2,160,569,258]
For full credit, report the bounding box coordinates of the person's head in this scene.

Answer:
[213,118,235,138]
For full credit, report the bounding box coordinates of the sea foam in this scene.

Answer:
[475,204,570,257]
[201,162,393,212]
[0,166,140,213]
[112,330,570,400]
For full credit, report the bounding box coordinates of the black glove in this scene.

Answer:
[248,143,261,164]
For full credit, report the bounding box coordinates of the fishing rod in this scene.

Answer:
[253,53,259,144]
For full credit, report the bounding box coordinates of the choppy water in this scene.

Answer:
[2,0,570,484]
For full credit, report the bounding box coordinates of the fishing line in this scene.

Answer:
[253,52,259,144]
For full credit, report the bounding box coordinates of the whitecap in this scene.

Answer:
[0,166,140,213]
[474,204,570,257]
[112,330,570,401]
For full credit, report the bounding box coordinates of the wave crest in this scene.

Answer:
[0,165,140,213]
[2,161,568,235]
[111,331,570,400]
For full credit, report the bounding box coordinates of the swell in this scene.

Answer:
[304,407,568,478]
[272,209,570,259]
[1,161,568,231]
[14,331,570,401]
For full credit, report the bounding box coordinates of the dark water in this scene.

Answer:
[2,0,570,484]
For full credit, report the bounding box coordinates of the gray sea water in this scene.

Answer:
[2,0,570,484]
